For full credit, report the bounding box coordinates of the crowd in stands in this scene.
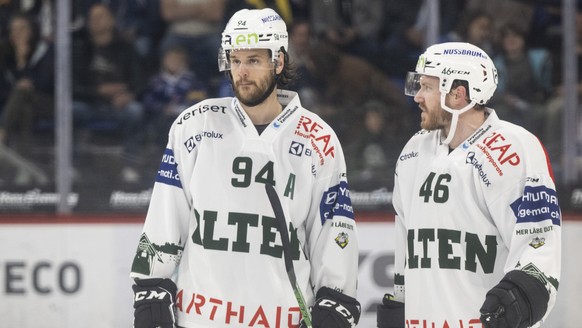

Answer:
[0,0,579,187]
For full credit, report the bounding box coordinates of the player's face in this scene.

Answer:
[414,75,451,130]
[230,49,276,106]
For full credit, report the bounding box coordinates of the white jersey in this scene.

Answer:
[130,90,358,328]
[392,109,561,327]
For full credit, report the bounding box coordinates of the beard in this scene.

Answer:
[420,106,452,131]
[234,73,277,107]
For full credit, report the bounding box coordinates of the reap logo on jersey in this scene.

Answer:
[156,148,182,188]
[510,185,561,225]
[319,181,354,224]
[294,115,335,165]
[477,131,521,171]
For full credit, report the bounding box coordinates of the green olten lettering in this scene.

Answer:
[407,228,497,273]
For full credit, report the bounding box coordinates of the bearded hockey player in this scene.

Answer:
[130,8,360,328]
[377,42,561,328]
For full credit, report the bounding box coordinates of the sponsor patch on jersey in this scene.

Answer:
[294,115,335,165]
[465,151,492,187]
[481,131,521,166]
[319,181,354,224]
[176,104,227,125]
[510,185,560,225]
[289,141,304,156]
[335,232,349,249]
[529,237,546,249]
[184,137,196,153]
[399,151,418,161]
[156,148,182,188]
[465,124,492,147]
[275,105,298,126]
[289,141,311,157]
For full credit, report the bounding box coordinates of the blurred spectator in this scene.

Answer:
[286,17,317,107]
[491,23,553,132]
[309,0,383,65]
[305,42,410,140]
[465,0,534,44]
[0,12,54,150]
[72,3,146,183]
[117,0,167,74]
[0,12,53,186]
[158,0,225,92]
[443,9,495,55]
[377,0,423,77]
[345,99,407,189]
[0,0,55,42]
[142,45,207,148]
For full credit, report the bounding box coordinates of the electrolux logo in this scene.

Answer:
[465,151,492,187]
[194,130,223,142]
[399,151,418,161]
[289,141,304,156]
[184,137,196,153]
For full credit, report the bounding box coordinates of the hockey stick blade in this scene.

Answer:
[265,183,313,328]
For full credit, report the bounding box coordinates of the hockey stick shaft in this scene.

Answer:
[265,183,313,328]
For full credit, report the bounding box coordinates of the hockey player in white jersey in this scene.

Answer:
[377,42,561,328]
[130,8,360,328]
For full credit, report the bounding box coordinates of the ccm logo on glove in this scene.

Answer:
[315,298,356,324]
[135,289,172,301]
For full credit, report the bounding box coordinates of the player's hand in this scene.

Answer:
[299,287,360,328]
[479,270,549,328]
[132,278,177,328]
[376,293,404,328]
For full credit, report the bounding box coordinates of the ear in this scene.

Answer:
[450,85,469,106]
[275,51,285,75]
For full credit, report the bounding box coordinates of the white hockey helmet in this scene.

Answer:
[405,42,498,105]
[404,42,498,145]
[218,8,288,72]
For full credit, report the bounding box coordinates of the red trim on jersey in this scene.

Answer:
[537,137,555,182]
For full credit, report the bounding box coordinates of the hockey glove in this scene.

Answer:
[480,270,549,328]
[377,293,404,328]
[132,278,177,328]
[300,287,361,328]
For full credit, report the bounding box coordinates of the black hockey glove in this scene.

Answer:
[377,293,404,328]
[300,287,361,328]
[480,270,549,328]
[132,278,177,328]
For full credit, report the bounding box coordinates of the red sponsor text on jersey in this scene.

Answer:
[295,116,335,165]
[175,289,302,327]
[406,318,482,328]
[482,132,520,166]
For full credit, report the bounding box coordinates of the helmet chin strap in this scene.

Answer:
[439,93,475,145]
